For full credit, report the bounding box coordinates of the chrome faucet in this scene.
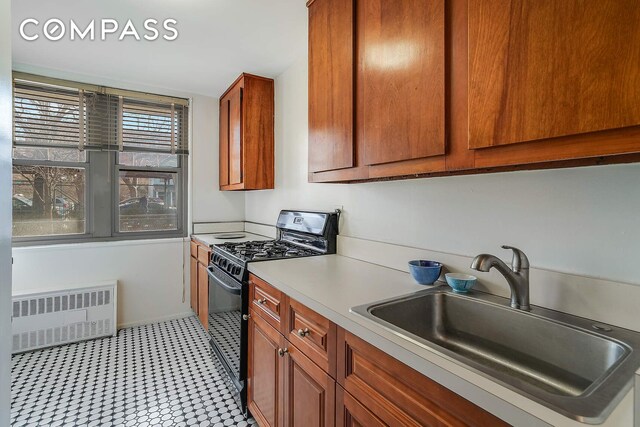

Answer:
[471,245,531,311]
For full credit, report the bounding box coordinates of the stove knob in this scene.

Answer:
[234,266,241,275]
[220,259,227,268]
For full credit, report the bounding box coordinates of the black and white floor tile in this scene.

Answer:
[11,316,257,427]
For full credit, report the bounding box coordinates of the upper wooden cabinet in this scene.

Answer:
[307,0,640,183]
[308,0,354,174]
[360,0,445,166]
[219,73,274,191]
[307,0,446,181]
[468,0,640,149]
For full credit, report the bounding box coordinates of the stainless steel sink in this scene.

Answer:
[351,287,640,424]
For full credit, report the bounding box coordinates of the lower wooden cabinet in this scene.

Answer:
[189,255,198,315]
[248,308,335,427]
[284,344,335,427]
[248,310,285,427]
[248,276,507,427]
[197,262,209,330]
[337,329,508,427]
[336,386,385,427]
[190,238,211,330]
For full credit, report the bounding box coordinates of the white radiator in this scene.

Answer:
[11,281,117,354]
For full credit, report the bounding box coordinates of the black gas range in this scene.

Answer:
[205,210,339,414]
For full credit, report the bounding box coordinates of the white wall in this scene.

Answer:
[12,239,192,328]
[0,0,13,420]
[190,95,245,223]
[244,55,640,286]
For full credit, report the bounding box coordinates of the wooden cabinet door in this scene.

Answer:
[228,84,243,185]
[197,262,209,330]
[468,0,640,150]
[308,0,355,173]
[284,344,335,427]
[219,94,230,188]
[360,0,445,166]
[338,329,508,426]
[190,256,198,315]
[336,386,385,427]
[248,311,285,427]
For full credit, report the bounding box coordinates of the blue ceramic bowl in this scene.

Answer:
[408,260,442,285]
[445,273,477,293]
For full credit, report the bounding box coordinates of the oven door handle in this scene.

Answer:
[207,266,242,295]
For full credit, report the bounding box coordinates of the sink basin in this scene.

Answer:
[351,287,640,423]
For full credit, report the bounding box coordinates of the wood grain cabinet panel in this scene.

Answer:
[228,85,243,185]
[248,309,286,427]
[468,0,640,149]
[336,386,385,427]
[249,274,286,333]
[286,298,336,378]
[360,0,445,166]
[197,262,209,330]
[219,93,230,188]
[284,344,335,427]
[189,255,198,315]
[219,73,274,191]
[338,329,508,426]
[307,0,640,182]
[308,0,355,173]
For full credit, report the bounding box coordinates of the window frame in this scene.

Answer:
[11,151,189,246]
[11,152,93,245]
[112,153,187,240]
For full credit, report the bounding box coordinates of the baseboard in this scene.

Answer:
[117,311,195,330]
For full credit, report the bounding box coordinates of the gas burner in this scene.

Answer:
[253,251,269,259]
[285,249,300,257]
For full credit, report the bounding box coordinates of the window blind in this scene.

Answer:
[13,74,189,155]
[116,97,188,155]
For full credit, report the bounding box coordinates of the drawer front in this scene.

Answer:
[197,245,211,265]
[249,274,285,332]
[336,386,385,427]
[338,329,508,427]
[287,298,336,377]
[190,240,198,257]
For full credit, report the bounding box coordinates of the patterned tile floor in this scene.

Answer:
[11,316,257,427]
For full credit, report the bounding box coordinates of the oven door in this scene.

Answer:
[206,265,246,386]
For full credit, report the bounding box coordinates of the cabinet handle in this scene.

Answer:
[278,347,289,357]
[297,328,310,338]
[242,314,250,321]
[257,298,267,305]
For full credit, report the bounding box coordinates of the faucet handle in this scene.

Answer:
[501,245,530,271]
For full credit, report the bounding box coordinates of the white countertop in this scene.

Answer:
[191,232,272,247]
[248,254,634,427]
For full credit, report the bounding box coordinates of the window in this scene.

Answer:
[12,148,87,238]
[12,73,189,245]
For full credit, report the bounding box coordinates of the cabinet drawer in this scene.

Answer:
[287,298,336,378]
[249,274,286,332]
[197,245,211,265]
[338,329,508,427]
[336,385,385,427]
[190,240,198,257]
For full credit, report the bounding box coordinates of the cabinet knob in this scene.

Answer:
[257,298,267,305]
[277,347,289,357]
[242,314,250,321]
[297,328,310,338]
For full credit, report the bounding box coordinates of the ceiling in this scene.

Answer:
[11,0,308,97]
